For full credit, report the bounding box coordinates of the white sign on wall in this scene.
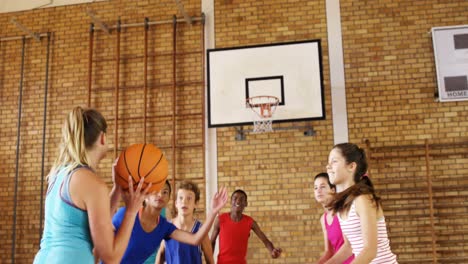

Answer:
[432,25,468,102]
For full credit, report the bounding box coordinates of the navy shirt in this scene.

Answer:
[164,220,203,264]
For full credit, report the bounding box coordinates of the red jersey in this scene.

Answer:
[217,213,254,264]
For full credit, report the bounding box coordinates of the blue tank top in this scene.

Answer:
[164,220,203,264]
[34,166,94,264]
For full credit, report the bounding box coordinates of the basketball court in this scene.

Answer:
[0,0,467,263]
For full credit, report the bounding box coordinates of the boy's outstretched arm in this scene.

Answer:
[252,220,282,258]
[210,216,220,251]
[169,187,228,246]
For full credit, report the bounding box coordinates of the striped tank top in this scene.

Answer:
[338,201,397,264]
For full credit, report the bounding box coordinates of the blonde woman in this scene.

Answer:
[34,106,150,264]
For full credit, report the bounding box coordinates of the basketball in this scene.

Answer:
[114,143,168,193]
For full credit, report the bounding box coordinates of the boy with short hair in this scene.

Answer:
[156,181,214,264]
[211,189,282,264]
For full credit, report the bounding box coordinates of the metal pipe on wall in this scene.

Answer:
[200,14,206,190]
[0,33,49,42]
[92,16,204,32]
[88,23,94,107]
[11,36,26,264]
[114,20,121,158]
[171,15,177,196]
[424,139,437,264]
[143,18,148,143]
[39,32,51,243]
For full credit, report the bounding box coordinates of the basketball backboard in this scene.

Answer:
[207,39,325,127]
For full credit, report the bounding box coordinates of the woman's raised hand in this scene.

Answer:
[122,176,152,214]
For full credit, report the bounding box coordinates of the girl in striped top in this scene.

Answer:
[326,143,397,264]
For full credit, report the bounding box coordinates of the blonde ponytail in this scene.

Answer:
[50,106,107,178]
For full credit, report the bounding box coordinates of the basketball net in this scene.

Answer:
[246,96,279,133]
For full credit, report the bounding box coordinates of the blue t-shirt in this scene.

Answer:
[109,207,177,264]
[164,220,203,264]
[143,208,166,264]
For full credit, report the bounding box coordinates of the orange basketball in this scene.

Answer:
[115,143,168,193]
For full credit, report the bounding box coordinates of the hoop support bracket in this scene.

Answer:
[234,124,316,141]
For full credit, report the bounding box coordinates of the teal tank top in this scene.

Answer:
[34,166,94,264]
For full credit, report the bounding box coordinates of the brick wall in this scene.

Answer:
[0,0,467,263]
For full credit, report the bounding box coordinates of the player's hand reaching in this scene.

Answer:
[271,247,282,258]
[211,186,228,213]
[122,176,152,214]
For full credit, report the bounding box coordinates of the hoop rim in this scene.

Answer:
[246,95,280,108]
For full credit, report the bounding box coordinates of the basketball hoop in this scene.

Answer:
[246,96,279,133]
